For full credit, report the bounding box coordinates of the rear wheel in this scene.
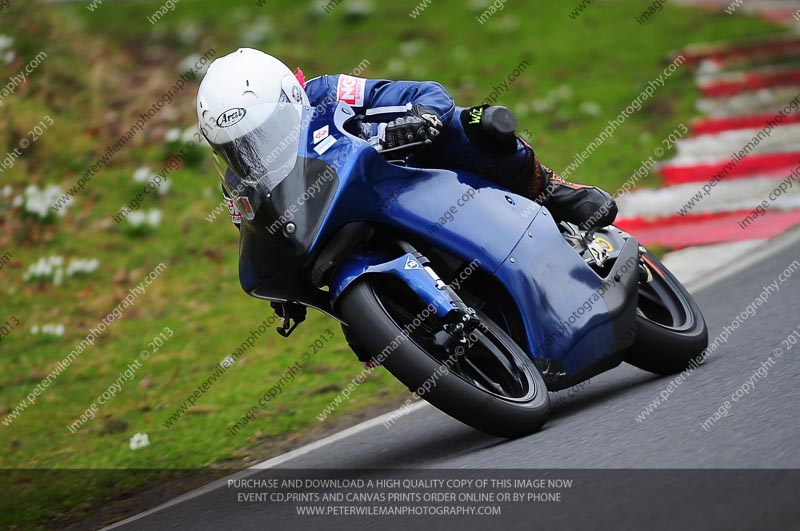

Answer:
[624,251,708,375]
[339,277,550,438]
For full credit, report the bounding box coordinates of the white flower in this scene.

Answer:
[344,0,374,17]
[0,35,13,50]
[178,54,210,75]
[309,1,329,17]
[178,54,198,72]
[579,101,602,116]
[4,51,15,65]
[46,185,71,217]
[157,179,171,196]
[30,322,64,337]
[24,255,98,285]
[23,256,60,283]
[133,166,153,183]
[129,432,150,450]
[128,211,146,227]
[146,209,162,227]
[181,126,197,144]
[17,184,70,219]
[66,258,100,277]
[165,128,181,143]
[2,185,11,197]
[220,355,236,369]
[126,209,161,231]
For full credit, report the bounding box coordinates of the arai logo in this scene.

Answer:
[217,108,246,128]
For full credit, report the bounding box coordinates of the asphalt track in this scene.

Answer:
[103,229,800,531]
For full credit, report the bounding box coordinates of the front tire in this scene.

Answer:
[339,278,550,438]
[624,251,708,375]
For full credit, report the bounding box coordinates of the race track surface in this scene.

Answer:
[104,235,800,531]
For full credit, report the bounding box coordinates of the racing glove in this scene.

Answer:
[380,104,444,149]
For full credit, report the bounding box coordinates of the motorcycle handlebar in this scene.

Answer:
[374,139,432,156]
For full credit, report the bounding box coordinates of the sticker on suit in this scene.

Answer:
[337,75,366,107]
[312,125,329,145]
[314,135,337,155]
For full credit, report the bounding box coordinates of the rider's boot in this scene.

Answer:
[471,104,618,231]
[520,140,618,231]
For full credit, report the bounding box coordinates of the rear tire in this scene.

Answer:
[624,252,708,375]
[339,278,550,438]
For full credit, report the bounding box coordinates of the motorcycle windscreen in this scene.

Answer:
[211,102,306,220]
[233,157,340,282]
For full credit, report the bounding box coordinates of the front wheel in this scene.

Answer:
[624,251,709,375]
[339,277,550,438]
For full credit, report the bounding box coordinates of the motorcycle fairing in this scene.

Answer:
[239,100,636,377]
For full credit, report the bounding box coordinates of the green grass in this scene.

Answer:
[0,0,784,528]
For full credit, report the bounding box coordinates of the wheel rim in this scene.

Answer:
[638,255,694,332]
[370,279,537,402]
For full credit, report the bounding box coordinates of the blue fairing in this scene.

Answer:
[329,253,458,318]
[240,100,619,376]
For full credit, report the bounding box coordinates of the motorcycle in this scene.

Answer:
[221,99,709,438]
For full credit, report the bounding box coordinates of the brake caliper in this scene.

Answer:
[433,306,481,355]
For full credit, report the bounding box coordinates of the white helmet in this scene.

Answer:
[197,48,309,190]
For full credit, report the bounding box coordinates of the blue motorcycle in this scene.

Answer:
[223,100,708,438]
